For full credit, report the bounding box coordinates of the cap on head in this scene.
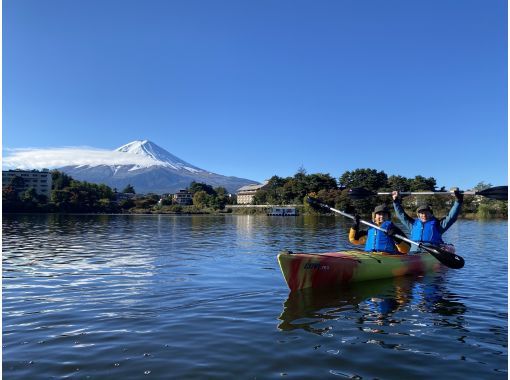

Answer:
[373,204,390,214]
[416,204,432,213]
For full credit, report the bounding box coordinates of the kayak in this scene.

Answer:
[277,250,442,291]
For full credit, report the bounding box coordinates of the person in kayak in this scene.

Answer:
[349,204,410,254]
[391,190,463,253]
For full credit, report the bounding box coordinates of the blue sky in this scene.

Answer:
[3,0,508,190]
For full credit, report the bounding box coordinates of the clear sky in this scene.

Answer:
[3,0,508,190]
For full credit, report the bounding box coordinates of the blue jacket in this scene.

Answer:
[365,221,398,254]
[410,218,443,245]
[393,200,462,252]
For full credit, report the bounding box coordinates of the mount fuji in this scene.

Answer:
[59,140,258,194]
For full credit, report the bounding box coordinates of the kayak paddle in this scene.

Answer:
[306,196,465,269]
[348,186,508,201]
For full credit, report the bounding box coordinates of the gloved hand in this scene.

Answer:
[453,188,464,203]
[386,225,397,237]
[386,225,403,243]
[351,214,360,230]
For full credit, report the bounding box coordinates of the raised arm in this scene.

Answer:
[440,191,463,232]
[392,191,414,231]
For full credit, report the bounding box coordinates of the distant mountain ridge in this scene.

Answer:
[59,140,258,194]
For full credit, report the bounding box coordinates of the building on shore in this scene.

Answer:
[236,181,268,204]
[173,189,193,205]
[2,169,53,197]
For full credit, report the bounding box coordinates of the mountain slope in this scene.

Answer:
[59,140,258,194]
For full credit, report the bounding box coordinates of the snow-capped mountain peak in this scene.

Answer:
[115,140,203,173]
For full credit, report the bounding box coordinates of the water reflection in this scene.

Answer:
[278,273,467,334]
[3,214,506,379]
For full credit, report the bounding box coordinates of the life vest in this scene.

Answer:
[365,221,397,254]
[410,218,444,244]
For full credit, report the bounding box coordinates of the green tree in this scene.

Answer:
[122,184,136,194]
[160,197,173,206]
[214,186,229,209]
[307,173,338,192]
[98,198,114,212]
[134,195,159,209]
[387,175,411,192]
[189,181,216,195]
[20,187,38,203]
[97,184,114,200]
[2,185,22,211]
[9,176,26,193]
[2,186,19,203]
[51,190,72,211]
[51,170,72,190]
[253,189,268,205]
[334,189,355,214]
[409,175,436,191]
[339,168,388,191]
[283,179,299,204]
[266,175,287,188]
[193,190,209,208]
[265,176,287,204]
[473,182,491,191]
[472,182,507,219]
[119,198,135,210]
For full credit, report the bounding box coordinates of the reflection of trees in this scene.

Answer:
[278,274,467,334]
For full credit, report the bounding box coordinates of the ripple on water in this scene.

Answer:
[2,215,508,379]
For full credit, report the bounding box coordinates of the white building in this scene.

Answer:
[2,169,53,197]
[173,189,192,205]
[236,182,268,205]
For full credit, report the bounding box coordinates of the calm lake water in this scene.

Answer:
[3,214,508,379]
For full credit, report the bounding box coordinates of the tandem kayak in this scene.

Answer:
[277,250,442,291]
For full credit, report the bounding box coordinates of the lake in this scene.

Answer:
[2,214,508,379]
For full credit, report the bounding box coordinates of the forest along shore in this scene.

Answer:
[3,169,507,219]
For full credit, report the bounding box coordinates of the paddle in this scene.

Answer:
[348,186,508,201]
[306,196,465,269]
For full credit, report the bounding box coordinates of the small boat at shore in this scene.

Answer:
[277,250,442,291]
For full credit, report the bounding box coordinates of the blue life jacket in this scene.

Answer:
[365,221,397,254]
[410,218,444,244]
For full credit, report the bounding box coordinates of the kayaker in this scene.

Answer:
[391,189,463,253]
[349,204,410,254]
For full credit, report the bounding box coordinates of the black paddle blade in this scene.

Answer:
[476,186,508,201]
[420,243,465,269]
[348,187,375,200]
[306,196,327,209]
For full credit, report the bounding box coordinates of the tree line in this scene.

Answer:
[3,171,120,213]
[252,168,506,218]
[252,168,438,206]
[2,168,506,218]
[2,171,234,214]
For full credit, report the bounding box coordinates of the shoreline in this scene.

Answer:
[3,210,508,220]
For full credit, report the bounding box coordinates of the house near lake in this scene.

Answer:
[173,189,193,205]
[236,181,268,204]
